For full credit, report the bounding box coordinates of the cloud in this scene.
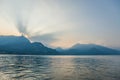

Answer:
[0,0,37,36]
[29,33,59,46]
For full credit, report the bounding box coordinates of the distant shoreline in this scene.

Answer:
[0,54,120,56]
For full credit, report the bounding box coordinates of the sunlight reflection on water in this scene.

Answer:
[0,55,120,80]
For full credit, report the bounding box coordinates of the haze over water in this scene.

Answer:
[0,55,120,80]
[0,0,120,80]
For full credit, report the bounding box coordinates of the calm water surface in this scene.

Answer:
[0,55,120,80]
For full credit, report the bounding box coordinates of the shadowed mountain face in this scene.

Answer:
[0,36,119,55]
[0,36,58,55]
[56,43,120,55]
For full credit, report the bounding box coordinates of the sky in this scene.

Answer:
[0,0,120,49]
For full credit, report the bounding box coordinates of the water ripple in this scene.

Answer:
[0,55,120,80]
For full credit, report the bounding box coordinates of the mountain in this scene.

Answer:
[0,36,119,55]
[56,47,64,52]
[56,43,120,55]
[0,35,58,55]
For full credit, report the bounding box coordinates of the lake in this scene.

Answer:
[0,55,120,80]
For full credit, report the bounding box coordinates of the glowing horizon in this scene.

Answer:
[0,0,120,49]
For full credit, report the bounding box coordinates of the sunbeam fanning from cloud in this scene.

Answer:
[0,0,68,46]
[0,0,120,49]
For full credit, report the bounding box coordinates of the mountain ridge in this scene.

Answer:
[0,35,119,55]
[56,43,120,55]
[0,35,58,55]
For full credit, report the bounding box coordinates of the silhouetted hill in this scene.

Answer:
[0,35,58,55]
[56,43,120,55]
[0,36,119,55]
